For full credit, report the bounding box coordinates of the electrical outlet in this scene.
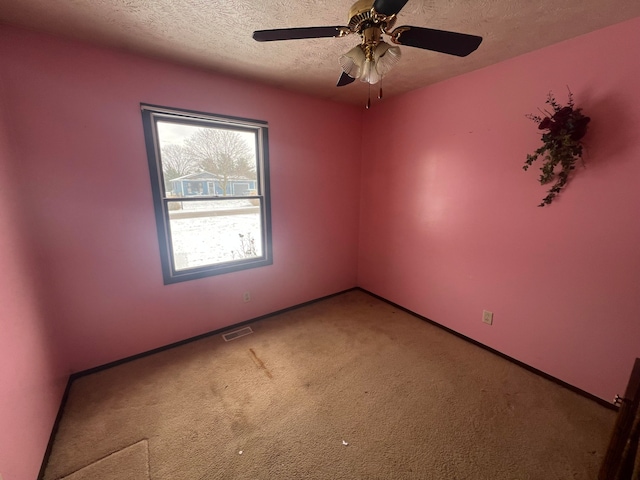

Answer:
[482,310,493,325]
[243,291,251,303]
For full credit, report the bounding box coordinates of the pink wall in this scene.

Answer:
[359,16,640,402]
[0,77,67,479]
[1,26,362,373]
[0,25,362,478]
[4,15,640,479]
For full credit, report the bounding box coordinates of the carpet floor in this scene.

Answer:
[43,290,616,479]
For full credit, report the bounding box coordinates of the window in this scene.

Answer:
[141,104,272,284]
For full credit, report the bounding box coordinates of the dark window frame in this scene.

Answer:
[141,104,272,284]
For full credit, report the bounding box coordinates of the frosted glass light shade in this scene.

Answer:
[339,41,402,85]
[374,42,401,76]
[339,44,366,79]
[360,59,381,84]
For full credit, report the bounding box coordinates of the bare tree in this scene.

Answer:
[184,128,256,195]
[160,144,198,190]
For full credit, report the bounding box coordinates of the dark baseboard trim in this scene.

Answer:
[37,376,74,480]
[357,287,617,411]
[69,287,357,381]
[39,285,616,477]
[38,287,357,478]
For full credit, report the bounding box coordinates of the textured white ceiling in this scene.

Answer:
[2,0,640,105]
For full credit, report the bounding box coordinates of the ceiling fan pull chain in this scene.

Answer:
[366,83,371,109]
[379,78,383,99]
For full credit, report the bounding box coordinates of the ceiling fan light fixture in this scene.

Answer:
[360,58,381,84]
[373,41,401,76]
[358,42,401,85]
[339,44,366,79]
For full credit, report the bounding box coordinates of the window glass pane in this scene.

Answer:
[142,104,271,283]
[156,122,258,198]
[168,199,263,271]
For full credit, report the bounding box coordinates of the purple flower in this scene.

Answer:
[570,116,591,140]
[538,117,553,130]
[552,106,573,123]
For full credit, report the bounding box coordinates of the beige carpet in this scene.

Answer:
[58,440,148,480]
[43,290,616,479]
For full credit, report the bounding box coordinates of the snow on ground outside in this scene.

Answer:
[169,199,262,270]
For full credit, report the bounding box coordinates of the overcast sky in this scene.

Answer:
[157,121,255,152]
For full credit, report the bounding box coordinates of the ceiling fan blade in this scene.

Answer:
[253,26,346,42]
[337,71,356,87]
[393,26,483,56]
[373,0,410,16]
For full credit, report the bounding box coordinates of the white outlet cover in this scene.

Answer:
[482,310,493,325]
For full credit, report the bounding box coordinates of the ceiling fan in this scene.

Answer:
[253,0,483,106]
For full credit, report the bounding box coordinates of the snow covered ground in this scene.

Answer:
[168,199,263,270]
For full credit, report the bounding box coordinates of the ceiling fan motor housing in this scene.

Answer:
[348,0,397,34]
[348,0,374,31]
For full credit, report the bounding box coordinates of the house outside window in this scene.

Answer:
[141,104,272,284]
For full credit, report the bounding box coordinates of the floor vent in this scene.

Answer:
[222,326,254,342]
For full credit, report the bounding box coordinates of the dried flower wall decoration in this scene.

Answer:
[524,89,590,206]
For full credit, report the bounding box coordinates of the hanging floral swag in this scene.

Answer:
[524,88,591,206]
